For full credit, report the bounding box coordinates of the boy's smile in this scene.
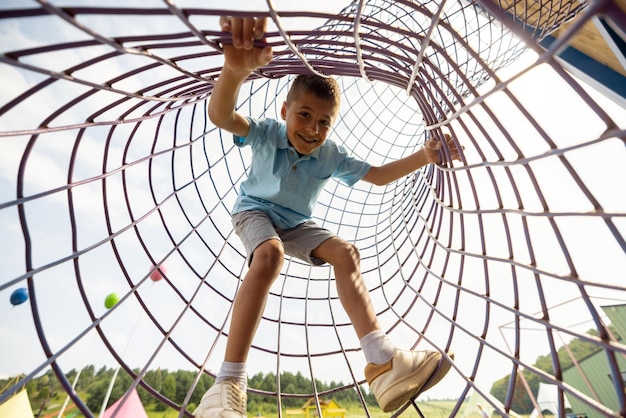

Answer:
[281,91,339,155]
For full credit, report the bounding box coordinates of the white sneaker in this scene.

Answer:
[365,349,453,412]
[193,378,247,418]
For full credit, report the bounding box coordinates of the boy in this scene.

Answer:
[195,15,461,418]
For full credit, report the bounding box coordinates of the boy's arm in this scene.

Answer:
[208,16,273,138]
[208,66,253,138]
[361,135,462,186]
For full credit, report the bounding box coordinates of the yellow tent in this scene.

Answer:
[0,389,34,418]
[285,398,346,418]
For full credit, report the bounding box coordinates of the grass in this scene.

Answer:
[38,396,534,417]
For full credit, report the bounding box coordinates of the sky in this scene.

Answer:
[1,0,626,413]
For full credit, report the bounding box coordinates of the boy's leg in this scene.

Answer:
[312,237,453,412]
[195,239,283,418]
[223,238,284,363]
[222,211,285,366]
[312,236,380,338]
[195,210,284,418]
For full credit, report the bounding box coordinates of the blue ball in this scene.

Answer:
[10,288,28,306]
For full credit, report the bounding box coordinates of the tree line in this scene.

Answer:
[1,365,376,416]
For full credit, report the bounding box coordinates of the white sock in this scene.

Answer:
[360,330,396,365]
[216,361,247,389]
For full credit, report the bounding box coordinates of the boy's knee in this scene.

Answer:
[251,239,284,273]
[346,242,360,260]
[335,241,360,267]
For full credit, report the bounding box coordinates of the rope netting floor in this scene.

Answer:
[1,1,625,417]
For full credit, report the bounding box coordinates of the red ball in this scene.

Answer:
[150,265,166,281]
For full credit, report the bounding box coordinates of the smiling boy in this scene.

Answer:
[194,15,460,418]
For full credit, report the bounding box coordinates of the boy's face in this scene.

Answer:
[281,90,339,155]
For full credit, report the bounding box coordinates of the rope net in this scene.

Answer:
[1,1,625,417]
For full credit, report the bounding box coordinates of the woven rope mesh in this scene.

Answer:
[1,0,625,417]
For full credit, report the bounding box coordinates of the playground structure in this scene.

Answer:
[1,1,625,417]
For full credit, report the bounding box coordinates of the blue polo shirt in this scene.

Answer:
[232,117,371,229]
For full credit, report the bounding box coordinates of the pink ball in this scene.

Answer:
[150,265,167,281]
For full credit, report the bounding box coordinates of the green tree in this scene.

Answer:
[281,383,299,408]
[191,373,214,406]
[84,368,133,413]
[490,371,534,413]
[36,374,49,392]
[25,378,37,398]
[96,365,112,379]
[36,385,50,401]
[85,378,109,412]
[162,373,176,400]
[174,370,194,404]
[141,368,161,407]
[262,372,277,392]
[489,328,604,414]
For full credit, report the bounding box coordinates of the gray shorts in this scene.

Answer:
[231,210,336,266]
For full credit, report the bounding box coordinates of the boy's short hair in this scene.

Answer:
[286,74,341,107]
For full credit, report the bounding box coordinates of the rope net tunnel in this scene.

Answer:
[1,0,625,417]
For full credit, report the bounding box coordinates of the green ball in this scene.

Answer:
[104,292,119,309]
